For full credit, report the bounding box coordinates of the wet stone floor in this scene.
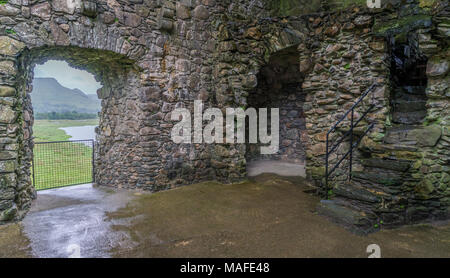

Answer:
[0,174,449,258]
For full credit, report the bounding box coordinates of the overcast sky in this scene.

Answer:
[34,60,102,95]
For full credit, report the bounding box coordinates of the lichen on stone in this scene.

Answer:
[373,14,432,36]
[266,0,322,16]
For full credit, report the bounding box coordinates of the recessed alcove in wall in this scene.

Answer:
[389,33,428,126]
[246,45,307,174]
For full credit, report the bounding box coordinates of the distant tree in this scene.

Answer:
[35,111,98,120]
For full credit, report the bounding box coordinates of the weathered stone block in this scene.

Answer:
[139,127,160,136]
[0,173,16,188]
[0,203,17,221]
[308,166,325,178]
[141,103,159,112]
[0,37,25,57]
[415,179,435,199]
[334,183,382,203]
[437,23,450,38]
[50,22,70,46]
[52,0,81,14]
[0,4,20,16]
[21,6,31,18]
[175,59,190,72]
[0,97,15,107]
[352,171,403,186]
[124,12,141,27]
[310,142,325,155]
[157,18,173,31]
[317,200,376,235]
[0,105,17,124]
[176,3,191,19]
[30,2,51,20]
[0,86,16,97]
[0,160,16,173]
[409,125,442,147]
[324,25,340,37]
[0,151,17,160]
[81,1,97,17]
[96,86,110,99]
[0,61,16,76]
[0,200,13,211]
[244,27,262,40]
[0,185,15,200]
[299,58,312,74]
[193,5,209,20]
[361,158,411,172]
[354,15,372,27]
[385,126,442,147]
[427,58,449,77]
[369,41,385,52]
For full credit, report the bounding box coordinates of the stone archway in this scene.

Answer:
[246,45,308,168]
[0,0,219,223]
[3,44,146,221]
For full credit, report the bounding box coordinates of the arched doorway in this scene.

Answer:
[5,45,140,220]
[246,45,308,177]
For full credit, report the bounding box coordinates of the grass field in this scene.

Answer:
[32,119,98,190]
[33,119,99,142]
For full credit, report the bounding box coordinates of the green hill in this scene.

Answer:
[31,77,101,114]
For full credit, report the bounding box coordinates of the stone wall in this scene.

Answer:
[0,0,449,229]
[208,0,450,230]
[299,12,390,185]
[0,0,223,222]
[315,1,450,230]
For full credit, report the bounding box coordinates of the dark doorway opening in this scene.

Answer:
[389,34,428,125]
[246,45,307,177]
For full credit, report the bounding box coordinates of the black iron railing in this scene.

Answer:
[32,139,95,190]
[325,83,378,196]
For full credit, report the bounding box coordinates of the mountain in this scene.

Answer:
[31,78,101,114]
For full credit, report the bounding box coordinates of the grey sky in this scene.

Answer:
[34,60,102,95]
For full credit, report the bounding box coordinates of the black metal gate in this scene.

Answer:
[32,140,95,190]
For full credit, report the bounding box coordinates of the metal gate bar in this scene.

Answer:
[32,139,95,191]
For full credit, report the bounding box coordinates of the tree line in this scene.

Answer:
[35,111,98,120]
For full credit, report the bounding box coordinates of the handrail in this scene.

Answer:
[324,83,378,197]
[327,83,377,135]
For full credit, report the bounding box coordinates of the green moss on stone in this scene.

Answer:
[419,0,438,8]
[412,160,423,170]
[415,179,435,199]
[373,15,432,37]
[370,132,385,142]
[379,178,399,186]
[338,0,368,8]
[5,29,16,35]
[439,173,449,191]
[267,0,322,16]
[309,166,325,178]
[424,116,442,126]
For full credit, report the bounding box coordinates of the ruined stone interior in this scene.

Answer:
[0,0,448,234]
[246,45,307,165]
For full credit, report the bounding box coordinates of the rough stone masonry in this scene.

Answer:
[0,0,449,232]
